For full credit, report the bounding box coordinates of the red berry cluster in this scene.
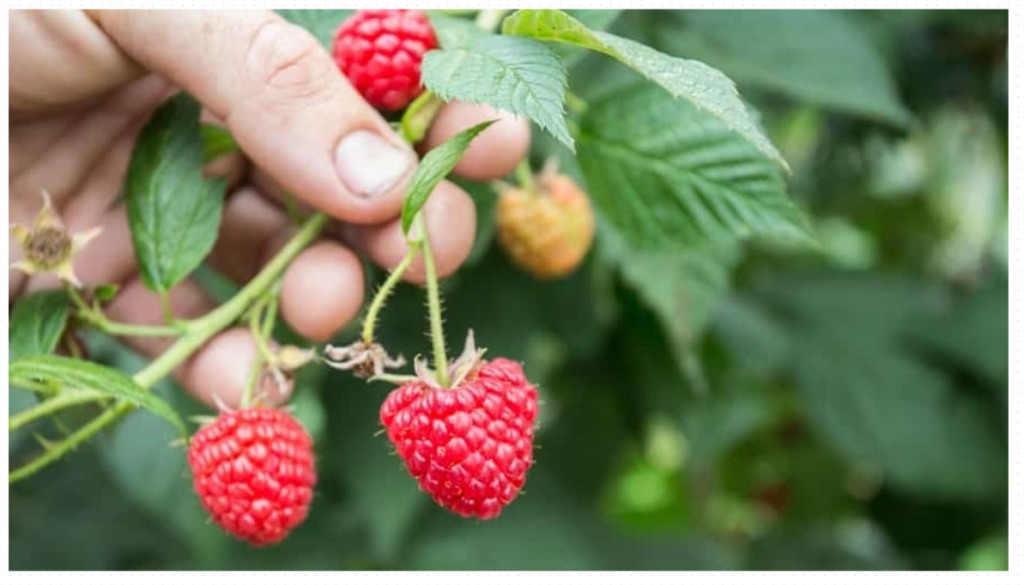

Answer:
[380,358,538,520]
[187,408,317,546]
[332,9,438,111]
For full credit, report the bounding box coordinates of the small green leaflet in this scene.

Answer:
[9,290,70,363]
[93,283,121,303]
[422,35,573,150]
[503,9,789,170]
[578,84,811,250]
[200,123,239,163]
[126,93,226,293]
[401,120,497,235]
[9,355,188,438]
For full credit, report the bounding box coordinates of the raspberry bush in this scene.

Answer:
[10,8,1008,571]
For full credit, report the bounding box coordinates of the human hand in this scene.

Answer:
[8,9,530,408]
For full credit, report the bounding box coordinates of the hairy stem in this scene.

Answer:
[9,390,108,432]
[242,300,270,409]
[361,244,422,345]
[9,402,126,483]
[418,215,449,387]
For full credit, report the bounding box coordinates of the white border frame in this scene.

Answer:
[2,1,1017,581]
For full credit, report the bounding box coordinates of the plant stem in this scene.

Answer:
[242,300,270,409]
[418,215,449,387]
[134,212,327,390]
[159,290,176,326]
[9,390,108,432]
[9,213,329,483]
[65,284,183,337]
[400,91,445,144]
[249,299,277,365]
[9,403,126,483]
[260,282,281,340]
[361,244,422,345]
[475,8,509,32]
[565,90,589,116]
[515,159,536,194]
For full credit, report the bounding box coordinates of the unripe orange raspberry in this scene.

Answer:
[496,168,595,279]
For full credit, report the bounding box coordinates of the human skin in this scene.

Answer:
[8,9,530,408]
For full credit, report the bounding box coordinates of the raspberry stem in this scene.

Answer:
[135,213,327,389]
[361,243,422,345]
[515,159,536,194]
[475,9,509,31]
[418,214,450,387]
[159,290,177,326]
[242,296,271,409]
[65,284,186,338]
[9,388,108,433]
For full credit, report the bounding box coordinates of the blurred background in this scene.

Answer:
[9,9,1008,570]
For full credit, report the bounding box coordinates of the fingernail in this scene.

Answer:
[334,130,413,198]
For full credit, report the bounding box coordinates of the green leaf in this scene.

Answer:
[503,9,788,169]
[618,241,740,356]
[662,11,911,126]
[400,120,496,234]
[747,521,906,570]
[200,123,238,163]
[93,283,120,303]
[9,290,69,363]
[126,93,226,293]
[909,274,1007,389]
[422,35,573,150]
[9,355,187,437]
[277,9,353,49]
[556,10,623,67]
[578,84,812,250]
[796,331,1006,502]
[427,13,488,48]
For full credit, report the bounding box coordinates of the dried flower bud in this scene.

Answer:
[11,190,101,287]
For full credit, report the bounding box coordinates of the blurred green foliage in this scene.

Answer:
[10,9,1008,571]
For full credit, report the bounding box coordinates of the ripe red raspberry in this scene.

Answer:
[380,358,539,520]
[332,9,438,111]
[187,408,317,546]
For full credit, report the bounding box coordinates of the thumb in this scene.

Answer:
[92,9,416,224]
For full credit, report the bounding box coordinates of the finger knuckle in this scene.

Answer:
[242,19,338,105]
